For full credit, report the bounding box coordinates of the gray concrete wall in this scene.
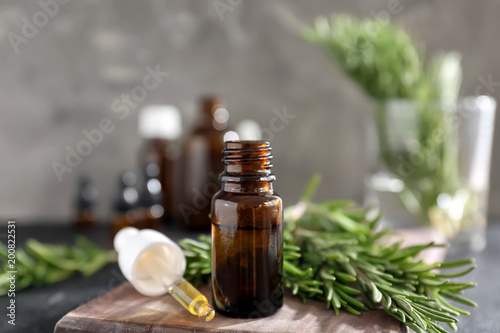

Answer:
[1,0,499,223]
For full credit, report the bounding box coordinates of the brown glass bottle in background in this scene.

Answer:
[111,172,139,236]
[74,174,98,229]
[181,96,229,230]
[211,141,283,318]
[135,163,164,230]
[138,105,182,224]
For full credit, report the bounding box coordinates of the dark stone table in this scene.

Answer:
[1,224,499,333]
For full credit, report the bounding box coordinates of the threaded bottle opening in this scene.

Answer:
[221,140,275,182]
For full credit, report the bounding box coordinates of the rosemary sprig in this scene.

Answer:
[178,235,212,287]
[179,176,476,332]
[0,236,116,295]
[303,15,429,101]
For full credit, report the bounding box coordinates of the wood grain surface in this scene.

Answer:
[54,283,407,333]
[54,229,447,332]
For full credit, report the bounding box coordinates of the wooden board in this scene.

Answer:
[55,229,445,332]
[55,283,407,333]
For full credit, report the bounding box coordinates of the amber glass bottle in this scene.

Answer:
[138,105,182,224]
[111,172,139,236]
[181,96,229,230]
[135,163,164,230]
[211,141,283,318]
[74,175,98,229]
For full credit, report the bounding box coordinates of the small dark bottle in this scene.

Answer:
[74,174,98,229]
[111,172,139,236]
[211,141,283,318]
[135,163,164,230]
[138,105,182,224]
[181,96,229,230]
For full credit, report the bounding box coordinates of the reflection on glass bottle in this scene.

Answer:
[111,172,139,236]
[181,96,230,230]
[74,174,98,229]
[138,105,182,224]
[135,163,164,230]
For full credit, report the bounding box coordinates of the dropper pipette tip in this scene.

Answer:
[198,303,216,321]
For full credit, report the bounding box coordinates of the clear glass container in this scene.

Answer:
[365,96,496,253]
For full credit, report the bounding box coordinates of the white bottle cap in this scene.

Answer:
[138,105,182,140]
[114,227,186,296]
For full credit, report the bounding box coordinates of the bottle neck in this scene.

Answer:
[220,141,275,193]
[200,96,228,131]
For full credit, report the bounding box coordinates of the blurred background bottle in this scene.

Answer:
[73,174,98,229]
[135,163,164,230]
[111,172,139,236]
[181,96,230,230]
[138,105,182,224]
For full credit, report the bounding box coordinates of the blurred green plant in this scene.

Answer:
[0,236,116,295]
[303,16,469,235]
[179,175,476,333]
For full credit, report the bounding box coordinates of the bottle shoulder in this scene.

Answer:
[211,190,282,228]
[212,190,282,204]
[190,126,224,136]
[183,129,225,150]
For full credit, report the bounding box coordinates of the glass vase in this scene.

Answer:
[365,96,496,253]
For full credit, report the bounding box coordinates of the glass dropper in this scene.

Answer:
[137,248,215,321]
[114,227,215,321]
